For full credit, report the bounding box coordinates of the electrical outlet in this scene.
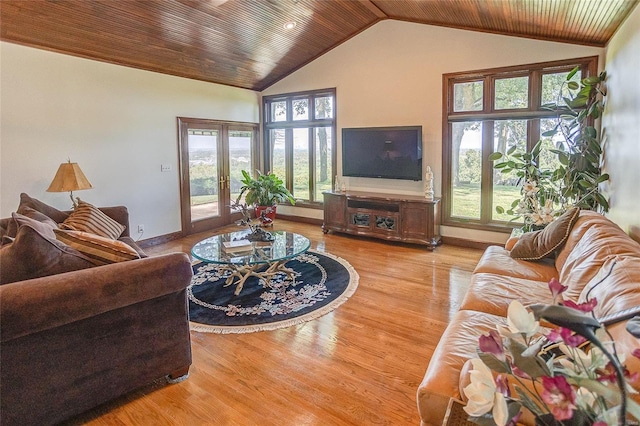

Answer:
[137,224,145,234]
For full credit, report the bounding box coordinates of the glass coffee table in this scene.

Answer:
[191,230,311,296]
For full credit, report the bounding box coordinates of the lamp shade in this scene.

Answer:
[47,161,93,192]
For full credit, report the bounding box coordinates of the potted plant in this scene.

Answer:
[236,170,295,225]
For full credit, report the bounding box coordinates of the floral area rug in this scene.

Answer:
[188,250,359,334]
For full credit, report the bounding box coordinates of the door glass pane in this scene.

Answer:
[541,70,581,106]
[494,76,529,110]
[315,96,333,119]
[492,120,527,222]
[229,130,253,210]
[315,126,332,202]
[270,129,286,181]
[293,128,309,201]
[188,129,219,221]
[453,81,483,112]
[451,121,482,219]
[292,98,309,120]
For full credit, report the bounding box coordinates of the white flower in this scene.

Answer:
[575,387,597,411]
[498,301,539,339]
[523,180,540,197]
[463,359,509,426]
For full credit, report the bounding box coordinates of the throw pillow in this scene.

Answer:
[17,193,69,224]
[0,224,94,285]
[60,200,126,240]
[11,211,57,239]
[53,229,140,265]
[510,207,580,261]
[5,206,60,239]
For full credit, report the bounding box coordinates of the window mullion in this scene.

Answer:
[309,127,316,202]
[481,120,494,224]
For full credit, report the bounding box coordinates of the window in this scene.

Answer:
[443,57,598,231]
[264,89,336,206]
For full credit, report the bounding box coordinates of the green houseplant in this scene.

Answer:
[236,170,295,224]
[491,67,609,231]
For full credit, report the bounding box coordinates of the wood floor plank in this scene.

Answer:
[66,220,484,425]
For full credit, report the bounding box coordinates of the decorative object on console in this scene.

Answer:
[46,160,93,208]
[464,278,640,426]
[424,165,434,200]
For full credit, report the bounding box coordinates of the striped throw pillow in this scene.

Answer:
[54,229,140,265]
[61,200,126,239]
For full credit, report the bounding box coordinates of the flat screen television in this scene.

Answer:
[342,126,423,181]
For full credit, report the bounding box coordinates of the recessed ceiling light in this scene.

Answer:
[283,21,297,30]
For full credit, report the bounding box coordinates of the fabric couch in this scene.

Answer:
[417,210,640,425]
[0,194,193,426]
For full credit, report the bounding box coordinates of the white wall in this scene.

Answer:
[1,42,259,238]
[263,20,603,243]
[603,4,640,237]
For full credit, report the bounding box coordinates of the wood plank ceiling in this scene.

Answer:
[1,0,637,91]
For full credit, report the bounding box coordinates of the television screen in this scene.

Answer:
[342,126,422,180]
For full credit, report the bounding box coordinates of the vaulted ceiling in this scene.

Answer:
[1,0,637,91]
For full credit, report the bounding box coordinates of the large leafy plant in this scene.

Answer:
[236,170,295,207]
[491,67,609,229]
[543,67,609,212]
[490,141,561,232]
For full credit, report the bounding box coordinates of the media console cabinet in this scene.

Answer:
[322,190,441,249]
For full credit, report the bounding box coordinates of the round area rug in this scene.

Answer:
[188,250,359,334]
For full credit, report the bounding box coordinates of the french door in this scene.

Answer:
[178,117,258,235]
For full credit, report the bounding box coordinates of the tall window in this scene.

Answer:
[442,57,598,231]
[264,89,336,206]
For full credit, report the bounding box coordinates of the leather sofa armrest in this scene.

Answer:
[0,252,192,342]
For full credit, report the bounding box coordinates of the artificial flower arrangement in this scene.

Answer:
[463,278,640,426]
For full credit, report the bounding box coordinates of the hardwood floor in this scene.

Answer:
[67,221,484,426]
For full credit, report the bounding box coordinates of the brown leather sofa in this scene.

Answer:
[0,196,193,425]
[417,210,640,425]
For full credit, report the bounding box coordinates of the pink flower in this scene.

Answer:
[548,278,567,302]
[541,376,577,421]
[479,330,506,362]
[546,327,587,348]
[495,374,511,397]
[563,297,597,313]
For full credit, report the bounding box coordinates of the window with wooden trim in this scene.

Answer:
[442,57,598,231]
[263,88,336,207]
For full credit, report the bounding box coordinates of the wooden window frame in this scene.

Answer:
[442,57,598,232]
[263,88,337,208]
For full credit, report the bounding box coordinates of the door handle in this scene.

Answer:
[219,175,226,189]
[227,175,230,189]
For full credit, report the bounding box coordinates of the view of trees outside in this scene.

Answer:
[450,69,579,222]
[188,130,253,214]
[267,91,333,204]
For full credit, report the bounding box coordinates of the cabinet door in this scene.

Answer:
[401,202,429,240]
[323,193,347,230]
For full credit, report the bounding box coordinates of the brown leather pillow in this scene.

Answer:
[510,207,580,261]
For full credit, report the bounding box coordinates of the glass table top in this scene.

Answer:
[191,230,311,266]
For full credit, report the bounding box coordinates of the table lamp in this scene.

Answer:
[46,160,93,208]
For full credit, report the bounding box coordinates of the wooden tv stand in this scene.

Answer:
[322,190,441,249]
